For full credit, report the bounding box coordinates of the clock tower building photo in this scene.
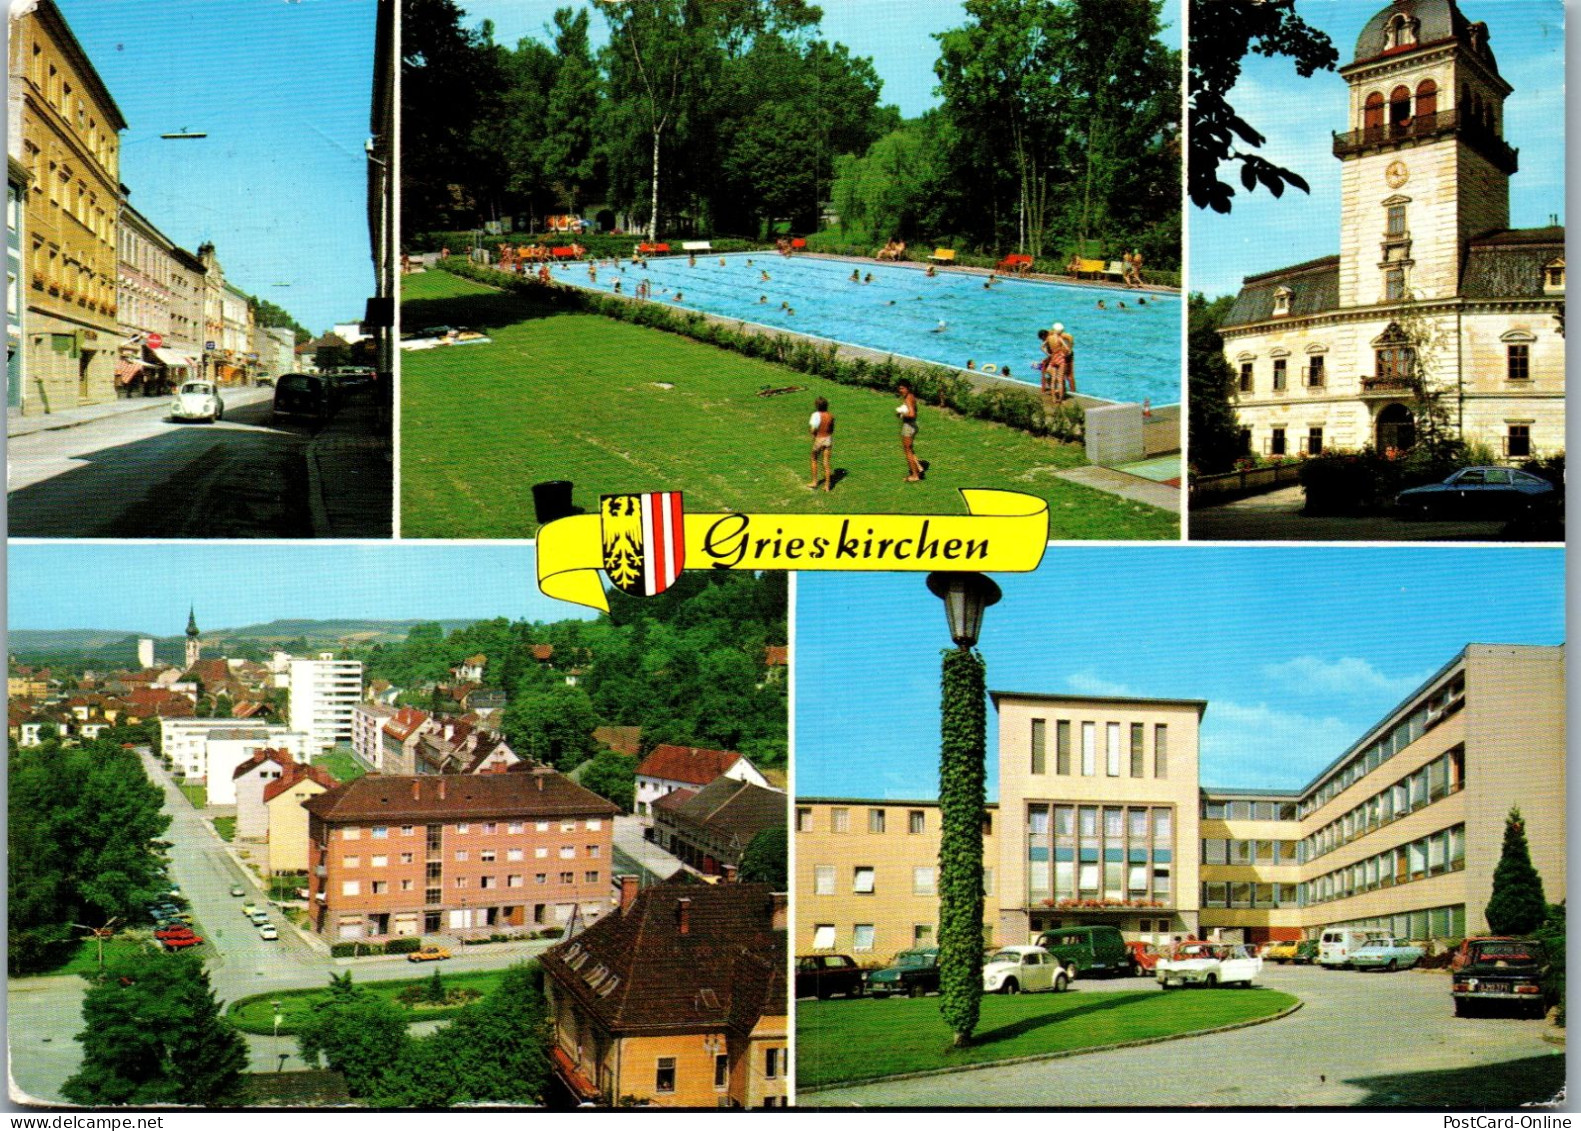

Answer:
[1218,0,1564,463]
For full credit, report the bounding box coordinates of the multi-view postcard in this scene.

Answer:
[2,0,1568,1118]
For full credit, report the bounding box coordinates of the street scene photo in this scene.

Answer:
[6,0,395,538]
[7,543,788,1107]
[1187,0,1564,541]
[400,0,1184,540]
[793,546,1565,1106]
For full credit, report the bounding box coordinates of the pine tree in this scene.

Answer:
[1485,807,1547,936]
[937,647,987,1047]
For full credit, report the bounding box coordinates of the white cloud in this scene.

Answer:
[1260,655,1429,700]
[1201,700,1359,790]
[1063,672,1137,699]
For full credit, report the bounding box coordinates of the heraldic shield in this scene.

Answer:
[600,492,686,597]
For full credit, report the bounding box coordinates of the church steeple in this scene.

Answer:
[186,607,199,638]
[185,607,201,671]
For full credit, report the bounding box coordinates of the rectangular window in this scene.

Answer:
[796,807,812,833]
[812,924,835,950]
[454,876,467,889]
[814,865,834,895]
[560,871,574,884]
[480,850,496,863]
[714,1053,730,1090]
[765,1048,780,1080]
[341,880,360,896]
[1239,362,1253,393]
[1031,719,1047,774]
[868,808,886,834]
[454,850,468,862]
[1385,267,1406,301]
[913,924,934,946]
[1130,723,1145,777]
[852,924,876,952]
[1306,355,1326,387]
[560,820,576,833]
[401,879,414,891]
[1272,358,1287,390]
[1507,344,1531,381]
[456,823,469,835]
[508,875,523,888]
[656,1057,676,1094]
[1270,427,1287,456]
[853,866,876,894]
[1056,720,1071,775]
[585,871,599,884]
[536,873,547,884]
[342,828,360,841]
[370,855,388,868]
[1081,722,1096,776]
[1308,427,1324,456]
[508,822,523,835]
[1386,203,1407,237]
[586,819,601,832]
[1203,838,1227,865]
[1507,424,1532,458]
[909,810,926,835]
[913,866,936,896]
[482,823,497,836]
[371,826,388,839]
[342,856,360,869]
[1154,725,1168,778]
[831,808,849,833]
[506,849,523,862]
[400,853,414,865]
[560,846,576,859]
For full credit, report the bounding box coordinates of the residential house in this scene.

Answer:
[451,654,487,683]
[233,747,300,840]
[634,745,770,818]
[653,777,786,877]
[265,763,337,877]
[351,701,396,769]
[380,706,430,775]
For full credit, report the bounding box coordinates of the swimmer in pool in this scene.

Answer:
[931,319,947,333]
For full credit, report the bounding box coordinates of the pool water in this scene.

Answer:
[549,252,1181,407]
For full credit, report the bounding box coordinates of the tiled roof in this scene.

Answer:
[653,787,699,813]
[660,778,786,849]
[232,746,296,779]
[763,645,788,667]
[263,762,337,804]
[182,659,232,686]
[530,644,555,662]
[302,769,618,823]
[1461,227,1565,300]
[636,744,743,787]
[540,881,785,1036]
[383,707,429,742]
[1222,256,1340,328]
[592,725,643,756]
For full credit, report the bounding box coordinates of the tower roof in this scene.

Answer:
[186,607,199,637]
[1350,0,1497,73]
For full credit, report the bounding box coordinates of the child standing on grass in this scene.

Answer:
[896,380,923,481]
[808,397,835,492]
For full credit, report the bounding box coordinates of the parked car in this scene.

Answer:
[1126,940,1162,976]
[1452,938,1550,1018]
[982,946,1070,995]
[169,380,224,423]
[249,909,271,927]
[1351,937,1425,971]
[1451,936,1511,972]
[272,372,334,424]
[230,885,245,897]
[866,948,940,998]
[1396,466,1555,519]
[1317,927,1389,968]
[154,925,196,941]
[1156,942,1262,989]
[241,902,258,919]
[408,945,452,963]
[257,923,279,941]
[1264,938,1319,964]
[163,933,204,950]
[1035,925,1131,978]
[796,954,866,1000]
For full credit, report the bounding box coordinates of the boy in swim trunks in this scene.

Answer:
[808,396,835,491]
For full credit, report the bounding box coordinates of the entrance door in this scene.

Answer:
[1376,403,1415,453]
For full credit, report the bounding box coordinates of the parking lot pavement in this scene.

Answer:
[800,962,1565,1108]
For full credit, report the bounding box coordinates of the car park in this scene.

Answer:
[169,381,224,423]
[796,954,866,1000]
[272,372,334,424]
[1396,466,1555,519]
[1452,938,1550,1018]
[257,923,279,941]
[1351,937,1425,971]
[981,946,1069,995]
[408,945,452,963]
[163,933,204,950]
[154,925,197,940]
[1317,927,1388,968]
[1035,925,1131,979]
[867,948,940,998]
[1156,942,1262,989]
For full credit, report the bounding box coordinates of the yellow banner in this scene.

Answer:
[537,489,1049,612]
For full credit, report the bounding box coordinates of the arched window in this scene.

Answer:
[1364,92,1385,131]
[1415,79,1437,119]
[1390,85,1412,128]
[1385,13,1417,49]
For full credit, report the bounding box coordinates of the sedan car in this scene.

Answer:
[154,925,197,941]
[241,902,258,919]
[1156,942,1262,989]
[170,381,224,423]
[163,933,204,950]
[407,945,452,963]
[1126,940,1162,975]
[230,885,246,897]
[1396,466,1555,519]
[257,923,279,941]
[867,947,940,998]
[249,909,271,927]
[1453,938,1550,1018]
[982,945,1069,995]
[272,373,333,424]
[1351,937,1425,971]
[796,954,866,1000]
[1264,938,1319,965]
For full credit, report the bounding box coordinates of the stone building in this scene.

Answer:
[1220,0,1564,462]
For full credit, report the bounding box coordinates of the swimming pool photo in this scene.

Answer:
[546,253,1181,408]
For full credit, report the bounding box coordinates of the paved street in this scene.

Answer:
[1190,485,1546,541]
[800,962,1564,1107]
[612,815,690,884]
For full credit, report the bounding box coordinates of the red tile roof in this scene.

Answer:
[593,725,643,757]
[636,745,742,787]
[763,645,788,667]
[530,644,555,662]
[302,769,618,823]
[232,747,296,779]
[263,762,338,804]
[652,788,699,813]
[382,707,430,742]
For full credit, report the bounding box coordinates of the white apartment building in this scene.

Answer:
[350,701,396,770]
[288,654,364,754]
[159,717,308,791]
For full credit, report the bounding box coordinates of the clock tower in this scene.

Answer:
[1333,0,1515,307]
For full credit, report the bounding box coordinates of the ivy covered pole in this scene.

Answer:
[927,571,1002,1048]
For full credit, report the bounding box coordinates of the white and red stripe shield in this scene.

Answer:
[600,492,686,597]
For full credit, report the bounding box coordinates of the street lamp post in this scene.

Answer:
[926,571,1001,1049]
[272,1000,282,1072]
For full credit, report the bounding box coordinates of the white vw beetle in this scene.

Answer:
[981,945,1070,995]
[170,380,224,423]
[1156,941,1262,989]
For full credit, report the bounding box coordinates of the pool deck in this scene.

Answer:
[797,250,1180,296]
[1056,466,1181,512]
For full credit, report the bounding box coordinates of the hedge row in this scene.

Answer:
[328,929,564,958]
[437,258,1086,443]
[1298,446,1566,515]
[410,230,761,258]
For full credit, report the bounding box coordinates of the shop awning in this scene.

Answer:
[114,357,144,383]
[150,347,196,369]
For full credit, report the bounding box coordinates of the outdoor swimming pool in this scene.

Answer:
[549,252,1181,407]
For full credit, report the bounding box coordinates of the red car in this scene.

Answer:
[1127,941,1162,975]
[162,933,204,949]
[154,925,197,941]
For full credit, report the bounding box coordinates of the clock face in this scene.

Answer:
[1386,160,1410,189]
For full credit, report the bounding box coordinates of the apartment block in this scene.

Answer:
[288,654,363,755]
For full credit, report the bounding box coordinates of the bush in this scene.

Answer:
[384,937,422,955]
[539,927,564,939]
[329,941,385,959]
[408,231,767,258]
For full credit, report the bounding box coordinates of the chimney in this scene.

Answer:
[411,779,420,801]
[770,892,787,931]
[437,778,446,801]
[619,874,639,913]
[677,896,691,936]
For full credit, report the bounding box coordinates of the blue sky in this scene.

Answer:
[55,0,377,334]
[5,543,593,635]
[1191,0,1565,298]
[794,546,1565,797]
[458,0,1181,120]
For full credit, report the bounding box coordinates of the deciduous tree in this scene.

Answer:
[295,972,411,1098]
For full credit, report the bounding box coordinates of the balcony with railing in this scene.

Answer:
[1333,108,1518,174]
[1360,372,1416,397]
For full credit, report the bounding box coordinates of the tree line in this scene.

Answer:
[403,0,1179,266]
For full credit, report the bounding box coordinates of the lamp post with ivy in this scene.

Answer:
[927,571,1001,1048]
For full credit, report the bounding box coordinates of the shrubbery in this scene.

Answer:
[329,941,385,959]
[410,231,762,257]
[1298,444,1566,516]
[384,937,422,955]
[437,258,1085,443]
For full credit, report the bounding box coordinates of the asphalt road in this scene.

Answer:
[799,961,1565,1108]
[7,388,316,538]
[1190,485,1544,541]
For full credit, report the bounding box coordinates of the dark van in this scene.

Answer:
[273,372,333,424]
[1035,925,1133,977]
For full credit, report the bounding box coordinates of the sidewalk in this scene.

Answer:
[305,383,393,537]
[7,385,274,438]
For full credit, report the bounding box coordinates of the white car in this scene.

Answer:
[981,945,1070,995]
[1156,942,1262,989]
[170,380,224,422]
[257,922,278,941]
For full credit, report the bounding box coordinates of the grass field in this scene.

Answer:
[228,968,513,1035]
[796,988,1297,1089]
[401,270,1176,539]
[313,749,368,784]
[178,781,206,809]
[212,816,235,842]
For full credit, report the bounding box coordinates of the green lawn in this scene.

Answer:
[178,781,206,808]
[228,968,513,1035]
[54,933,160,979]
[212,816,236,842]
[796,988,1297,1089]
[313,749,367,784]
[401,270,1176,539]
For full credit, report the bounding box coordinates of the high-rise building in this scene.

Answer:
[288,653,364,754]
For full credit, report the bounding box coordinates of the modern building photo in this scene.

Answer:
[794,546,1565,1107]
